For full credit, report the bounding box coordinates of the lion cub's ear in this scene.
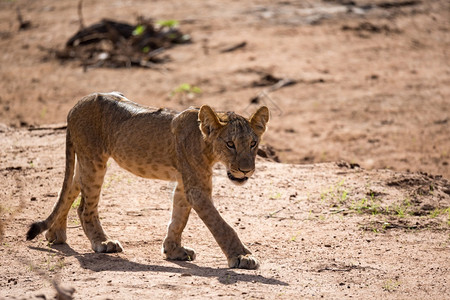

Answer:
[198,105,223,137]
[249,106,269,136]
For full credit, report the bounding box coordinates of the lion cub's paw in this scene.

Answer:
[45,229,67,244]
[165,246,197,261]
[228,254,260,269]
[92,240,124,253]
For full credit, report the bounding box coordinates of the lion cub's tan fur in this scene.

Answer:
[27,92,269,269]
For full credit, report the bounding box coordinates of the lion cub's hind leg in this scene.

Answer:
[45,167,81,244]
[77,155,123,253]
[163,182,196,261]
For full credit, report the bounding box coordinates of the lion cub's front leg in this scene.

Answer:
[186,187,260,270]
[163,182,196,261]
[77,157,123,253]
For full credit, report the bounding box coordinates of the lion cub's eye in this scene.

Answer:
[250,141,257,148]
[226,141,235,149]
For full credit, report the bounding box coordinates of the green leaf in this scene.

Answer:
[176,83,191,92]
[191,86,202,94]
[156,19,179,28]
[132,25,146,36]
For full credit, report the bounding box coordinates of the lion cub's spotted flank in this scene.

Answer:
[26,92,269,269]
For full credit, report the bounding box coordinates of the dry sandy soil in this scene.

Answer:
[0,0,449,299]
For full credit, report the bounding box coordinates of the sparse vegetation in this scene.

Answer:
[383,279,400,292]
[320,181,450,229]
[429,208,441,218]
[290,231,300,242]
[71,195,81,209]
[103,174,122,190]
[269,192,282,200]
[156,19,179,28]
[267,207,284,218]
[320,179,349,206]
[170,83,202,103]
[132,24,146,36]
[350,193,381,215]
[428,207,450,226]
[40,107,47,119]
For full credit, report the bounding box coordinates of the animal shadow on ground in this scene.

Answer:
[29,244,288,286]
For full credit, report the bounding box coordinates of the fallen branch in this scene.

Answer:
[248,73,297,110]
[317,264,372,273]
[28,124,67,131]
[77,0,85,30]
[220,41,247,53]
[248,91,283,116]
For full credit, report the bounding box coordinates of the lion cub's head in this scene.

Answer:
[199,105,269,185]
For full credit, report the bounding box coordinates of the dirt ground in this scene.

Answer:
[0,0,449,299]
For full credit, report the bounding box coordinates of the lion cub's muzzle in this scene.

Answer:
[227,168,255,185]
[227,171,248,184]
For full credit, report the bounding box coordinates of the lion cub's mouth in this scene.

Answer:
[227,171,248,184]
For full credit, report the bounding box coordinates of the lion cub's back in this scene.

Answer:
[67,92,177,156]
[68,92,181,180]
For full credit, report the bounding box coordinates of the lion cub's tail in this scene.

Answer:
[26,221,46,241]
[26,129,76,241]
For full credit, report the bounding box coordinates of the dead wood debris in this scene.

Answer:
[251,73,298,88]
[337,161,360,169]
[329,0,420,10]
[54,17,191,69]
[376,0,420,9]
[249,72,325,103]
[249,74,298,110]
[16,8,31,31]
[77,0,85,30]
[242,70,325,116]
[317,263,373,273]
[257,144,281,162]
[27,123,67,131]
[220,41,247,53]
[341,21,400,35]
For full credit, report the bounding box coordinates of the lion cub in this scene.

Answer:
[27,92,269,269]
